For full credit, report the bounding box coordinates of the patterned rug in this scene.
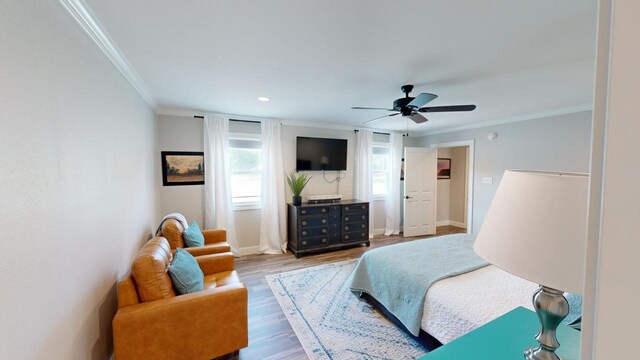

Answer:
[266,260,427,360]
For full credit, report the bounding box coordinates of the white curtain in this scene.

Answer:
[203,116,240,256]
[259,120,287,254]
[385,132,403,235]
[354,129,374,238]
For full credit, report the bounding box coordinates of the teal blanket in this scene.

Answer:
[349,233,489,336]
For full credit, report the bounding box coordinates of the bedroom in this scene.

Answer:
[1,1,638,360]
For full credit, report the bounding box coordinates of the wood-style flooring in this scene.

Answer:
[218,226,466,360]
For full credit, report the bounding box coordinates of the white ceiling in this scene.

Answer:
[84,0,597,134]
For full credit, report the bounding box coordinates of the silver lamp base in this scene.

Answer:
[524,286,569,360]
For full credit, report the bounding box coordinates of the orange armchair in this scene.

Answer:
[158,217,231,256]
[112,237,248,360]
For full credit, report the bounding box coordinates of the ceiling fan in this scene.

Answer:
[351,85,476,124]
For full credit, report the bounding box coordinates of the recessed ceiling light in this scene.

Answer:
[257,96,271,102]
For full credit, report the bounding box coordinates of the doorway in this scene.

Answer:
[430,140,474,234]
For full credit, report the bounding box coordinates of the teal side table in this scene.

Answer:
[417,307,580,360]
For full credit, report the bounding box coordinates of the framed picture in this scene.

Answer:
[437,158,451,179]
[161,151,205,186]
[400,158,405,181]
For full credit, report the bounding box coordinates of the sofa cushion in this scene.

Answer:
[168,248,204,295]
[183,221,205,247]
[161,218,186,249]
[131,237,176,302]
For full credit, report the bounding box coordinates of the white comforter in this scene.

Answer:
[421,265,538,344]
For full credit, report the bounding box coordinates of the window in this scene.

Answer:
[372,144,390,197]
[229,136,261,207]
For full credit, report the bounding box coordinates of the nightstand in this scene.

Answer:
[417,307,580,360]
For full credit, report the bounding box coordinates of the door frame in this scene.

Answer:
[429,139,475,234]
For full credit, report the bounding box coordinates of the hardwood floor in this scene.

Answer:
[219,226,466,360]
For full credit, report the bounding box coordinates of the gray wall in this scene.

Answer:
[157,115,391,252]
[416,110,592,232]
[0,2,159,358]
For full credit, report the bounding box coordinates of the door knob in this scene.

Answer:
[405,196,413,199]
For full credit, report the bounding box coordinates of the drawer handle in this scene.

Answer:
[345,217,349,221]
[322,219,327,224]
[361,215,365,219]
[345,226,349,231]
[322,208,327,213]
[322,238,327,243]
[345,235,349,240]
[361,224,365,229]
[301,210,307,214]
[345,206,350,210]
[322,229,327,234]
[302,231,307,236]
[361,205,365,209]
[302,221,307,226]
[361,232,365,237]
[302,241,307,246]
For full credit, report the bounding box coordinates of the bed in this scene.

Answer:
[349,233,538,347]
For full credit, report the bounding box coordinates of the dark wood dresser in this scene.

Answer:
[287,199,370,258]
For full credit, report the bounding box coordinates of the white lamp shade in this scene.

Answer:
[473,170,589,295]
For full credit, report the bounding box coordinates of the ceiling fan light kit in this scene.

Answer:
[352,84,476,125]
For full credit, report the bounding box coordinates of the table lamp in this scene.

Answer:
[473,170,588,360]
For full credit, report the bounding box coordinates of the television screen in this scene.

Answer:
[296,137,348,171]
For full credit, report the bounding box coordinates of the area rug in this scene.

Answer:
[266,260,426,360]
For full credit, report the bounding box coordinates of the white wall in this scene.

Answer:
[416,111,592,232]
[157,115,393,251]
[449,146,467,225]
[0,2,158,359]
[436,147,452,223]
[583,0,640,357]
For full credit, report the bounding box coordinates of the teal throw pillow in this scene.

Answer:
[183,221,205,247]
[168,248,204,295]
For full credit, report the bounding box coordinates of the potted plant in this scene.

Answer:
[286,171,312,206]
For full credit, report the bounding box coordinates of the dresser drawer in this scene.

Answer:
[343,230,368,243]
[343,213,368,223]
[329,225,341,244]
[299,235,329,249]
[343,223,367,232]
[300,216,328,228]
[300,227,328,238]
[299,206,330,216]
[343,204,368,212]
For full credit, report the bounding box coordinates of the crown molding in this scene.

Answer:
[413,103,593,137]
[59,0,157,109]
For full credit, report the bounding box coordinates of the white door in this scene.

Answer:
[403,147,437,237]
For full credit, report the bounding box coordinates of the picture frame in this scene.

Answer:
[161,151,205,186]
[437,158,451,179]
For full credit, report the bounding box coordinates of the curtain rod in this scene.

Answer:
[193,115,260,124]
[353,129,391,136]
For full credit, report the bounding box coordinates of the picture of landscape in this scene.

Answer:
[161,151,205,186]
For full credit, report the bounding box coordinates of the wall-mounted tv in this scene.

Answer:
[296,136,347,171]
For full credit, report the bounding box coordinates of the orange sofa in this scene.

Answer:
[112,237,248,360]
[158,217,231,256]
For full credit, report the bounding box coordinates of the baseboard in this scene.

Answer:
[373,228,385,236]
[449,221,467,229]
[239,245,260,256]
[436,220,467,229]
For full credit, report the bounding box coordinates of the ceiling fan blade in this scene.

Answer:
[407,113,428,124]
[362,112,400,125]
[351,106,395,111]
[407,93,438,109]
[419,104,476,113]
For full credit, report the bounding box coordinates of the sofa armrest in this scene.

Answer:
[196,252,235,275]
[202,229,226,244]
[113,283,248,360]
[184,242,231,257]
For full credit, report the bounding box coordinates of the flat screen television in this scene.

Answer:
[296,136,347,171]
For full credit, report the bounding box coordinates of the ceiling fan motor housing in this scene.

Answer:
[393,97,414,112]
